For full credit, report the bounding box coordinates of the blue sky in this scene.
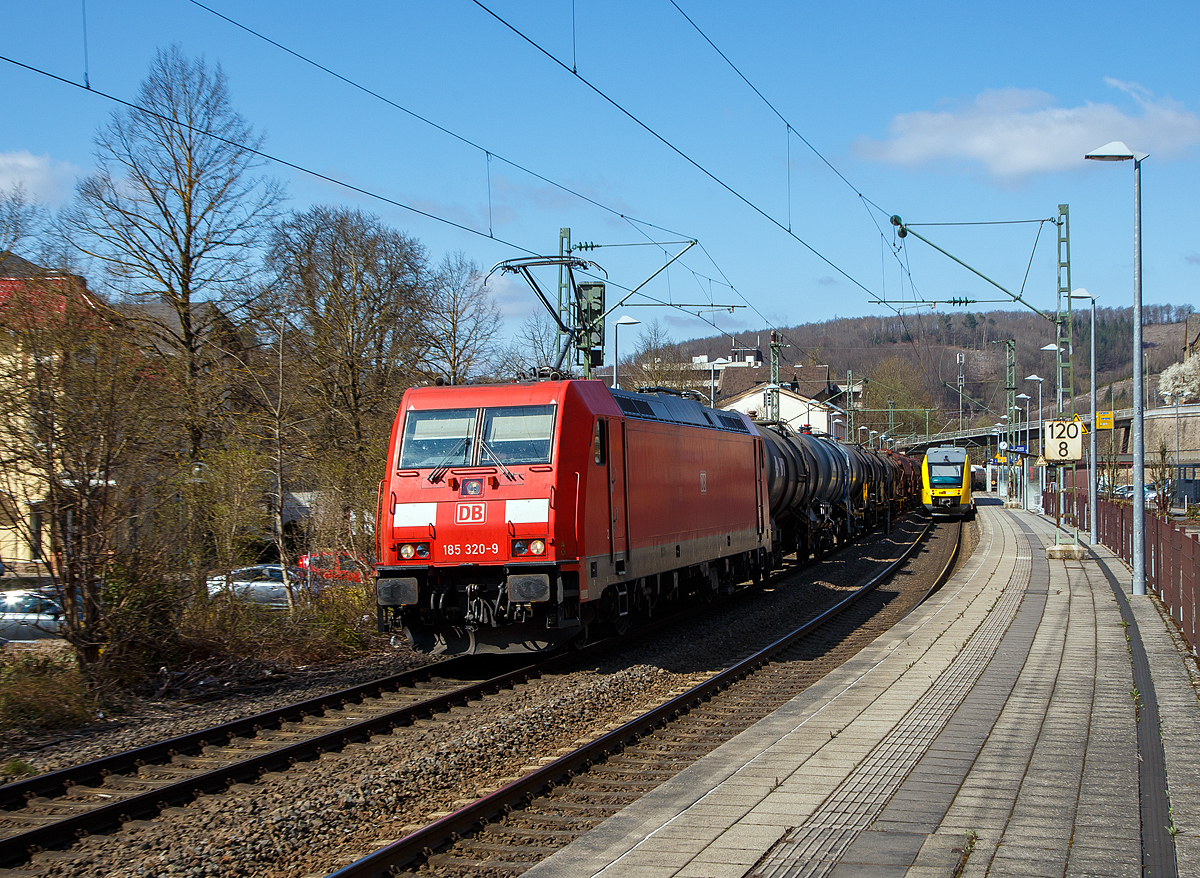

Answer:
[3,1,1198,352]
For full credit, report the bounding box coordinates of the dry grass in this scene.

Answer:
[0,584,384,730]
[0,645,97,732]
[180,581,381,667]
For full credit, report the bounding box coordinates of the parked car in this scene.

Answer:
[0,589,64,641]
[206,565,306,609]
[297,552,369,584]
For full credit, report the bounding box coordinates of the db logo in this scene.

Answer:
[456,502,486,524]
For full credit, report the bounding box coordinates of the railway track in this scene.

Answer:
[326,518,961,878]
[0,513,949,876]
[0,654,567,869]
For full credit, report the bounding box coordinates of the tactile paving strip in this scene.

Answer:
[747,520,1032,878]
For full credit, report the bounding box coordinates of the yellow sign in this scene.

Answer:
[1035,455,1048,466]
[1096,411,1114,430]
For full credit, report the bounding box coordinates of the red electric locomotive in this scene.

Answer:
[375,380,771,655]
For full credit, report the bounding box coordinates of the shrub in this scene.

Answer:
[0,649,97,732]
[179,581,381,668]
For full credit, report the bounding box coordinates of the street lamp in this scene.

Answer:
[1040,343,1061,411]
[1027,374,1045,503]
[708,357,730,406]
[1067,290,1099,543]
[612,315,640,390]
[1087,140,1149,595]
[832,418,844,442]
[1016,393,1031,509]
[858,426,868,445]
[870,430,879,448]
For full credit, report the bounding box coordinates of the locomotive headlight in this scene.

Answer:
[415,543,430,558]
[529,539,546,556]
[399,543,416,560]
[512,540,528,556]
[462,478,483,496]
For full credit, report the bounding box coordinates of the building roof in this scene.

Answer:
[0,252,92,321]
[716,363,839,405]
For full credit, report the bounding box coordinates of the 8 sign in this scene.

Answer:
[1044,420,1083,461]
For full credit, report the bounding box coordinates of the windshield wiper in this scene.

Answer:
[427,437,470,484]
[479,439,517,481]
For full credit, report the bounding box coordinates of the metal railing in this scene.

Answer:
[1044,490,1198,655]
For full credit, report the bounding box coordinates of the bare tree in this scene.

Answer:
[0,273,161,670]
[632,319,694,392]
[269,206,426,459]
[0,185,47,257]
[62,45,284,462]
[424,252,500,385]
[493,311,561,379]
[268,207,426,569]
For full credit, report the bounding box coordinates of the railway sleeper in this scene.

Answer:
[425,852,530,872]
[480,825,582,842]
[564,777,659,792]
[453,840,555,858]
[502,810,592,828]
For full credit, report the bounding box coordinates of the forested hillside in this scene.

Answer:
[671,305,1195,437]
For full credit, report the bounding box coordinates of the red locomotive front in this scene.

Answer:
[376,379,771,655]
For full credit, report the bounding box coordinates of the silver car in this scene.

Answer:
[206,565,306,609]
[0,589,64,641]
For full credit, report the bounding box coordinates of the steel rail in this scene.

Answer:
[0,657,482,812]
[326,519,935,878]
[910,519,963,611]
[0,653,577,868]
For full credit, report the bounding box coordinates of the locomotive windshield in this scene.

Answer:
[399,404,556,469]
[928,463,963,486]
[399,408,477,468]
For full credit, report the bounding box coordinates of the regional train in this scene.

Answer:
[375,380,920,655]
[921,445,975,520]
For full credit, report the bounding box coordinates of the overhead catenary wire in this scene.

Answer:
[470,0,882,307]
[184,0,694,244]
[664,0,980,381]
[0,50,746,347]
[0,53,540,257]
[184,0,778,352]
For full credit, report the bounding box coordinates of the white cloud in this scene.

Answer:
[856,82,1200,181]
[0,151,82,204]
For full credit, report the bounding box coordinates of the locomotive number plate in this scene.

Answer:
[443,543,500,557]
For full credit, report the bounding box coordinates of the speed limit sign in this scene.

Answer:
[1045,420,1083,461]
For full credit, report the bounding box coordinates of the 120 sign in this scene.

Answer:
[1044,420,1083,461]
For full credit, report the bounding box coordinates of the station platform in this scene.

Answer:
[524,501,1200,878]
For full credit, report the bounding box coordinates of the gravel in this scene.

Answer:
[0,645,432,782]
[12,512,954,878]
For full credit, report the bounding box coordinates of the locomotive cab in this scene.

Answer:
[375,383,583,654]
[921,446,975,520]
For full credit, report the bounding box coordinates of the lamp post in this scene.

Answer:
[1027,374,1045,504]
[1087,140,1148,595]
[1017,393,1031,509]
[708,357,730,407]
[870,430,879,449]
[1040,342,1065,521]
[833,418,844,442]
[858,426,868,445]
[1068,290,1099,542]
[612,315,640,390]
